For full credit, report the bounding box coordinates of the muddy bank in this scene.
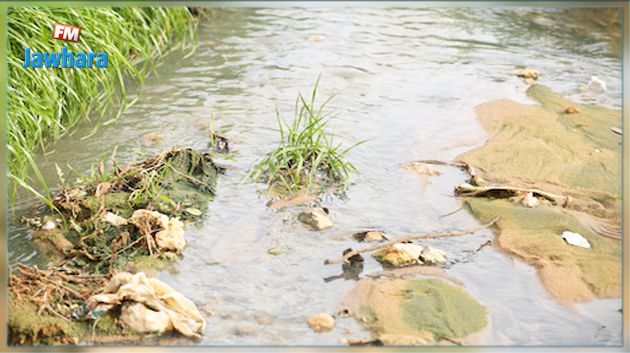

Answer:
[456,84,621,304]
[9,147,221,345]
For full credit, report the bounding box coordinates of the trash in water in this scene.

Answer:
[103,211,128,227]
[129,209,186,253]
[86,272,206,338]
[522,192,539,208]
[560,231,590,249]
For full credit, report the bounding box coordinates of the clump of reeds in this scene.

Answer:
[7,7,198,199]
[245,79,363,194]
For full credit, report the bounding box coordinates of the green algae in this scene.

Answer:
[400,279,487,340]
[347,278,487,344]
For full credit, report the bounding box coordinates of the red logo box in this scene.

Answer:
[52,23,81,43]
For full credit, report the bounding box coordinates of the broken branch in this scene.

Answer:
[324,217,500,265]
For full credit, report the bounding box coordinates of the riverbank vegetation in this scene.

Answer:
[8,7,199,198]
[9,147,219,344]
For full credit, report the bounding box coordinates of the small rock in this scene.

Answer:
[233,325,259,336]
[307,313,335,332]
[142,132,163,143]
[255,314,273,325]
[353,231,387,242]
[561,231,590,249]
[103,212,128,227]
[40,220,57,231]
[419,247,447,265]
[517,68,540,80]
[298,208,333,230]
[364,231,386,242]
[373,243,424,267]
[564,106,580,114]
[522,192,539,208]
[267,247,283,256]
[576,123,589,129]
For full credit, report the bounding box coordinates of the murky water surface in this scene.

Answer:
[9,8,622,345]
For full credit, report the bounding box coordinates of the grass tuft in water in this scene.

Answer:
[245,78,364,194]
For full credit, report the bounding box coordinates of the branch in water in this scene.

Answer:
[323,217,500,265]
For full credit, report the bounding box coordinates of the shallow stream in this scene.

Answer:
[9,7,622,345]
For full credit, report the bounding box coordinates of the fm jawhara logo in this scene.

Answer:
[22,22,108,69]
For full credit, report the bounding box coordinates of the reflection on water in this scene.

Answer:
[8,8,622,345]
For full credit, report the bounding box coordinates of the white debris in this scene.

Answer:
[103,212,128,227]
[155,217,186,252]
[561,231,590,249]
[419,247,447,265]
[522,192,539,208]
[40,220,57,231]
[87,272,205,338]
[129,209,186,252]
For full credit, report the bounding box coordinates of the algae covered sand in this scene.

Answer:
[457,84,622,304]
[346,278,487,345]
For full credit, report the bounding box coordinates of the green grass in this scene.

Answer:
[7,6,199,199]
[245,78,363,194]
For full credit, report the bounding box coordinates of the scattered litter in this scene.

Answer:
[560,231,590,249]
[373,243,424,267]
[522,192,539,208]
[129,209,186,253]
[40,220,57,231]
[86,272,205,338]
[419,247,447,265]
[103,212,128,227]
[307,313,335,332]
[298,208,333,230]
[611,127,622,135]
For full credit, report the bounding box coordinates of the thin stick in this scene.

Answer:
[439,206,463,218]
[324,217,500,265]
